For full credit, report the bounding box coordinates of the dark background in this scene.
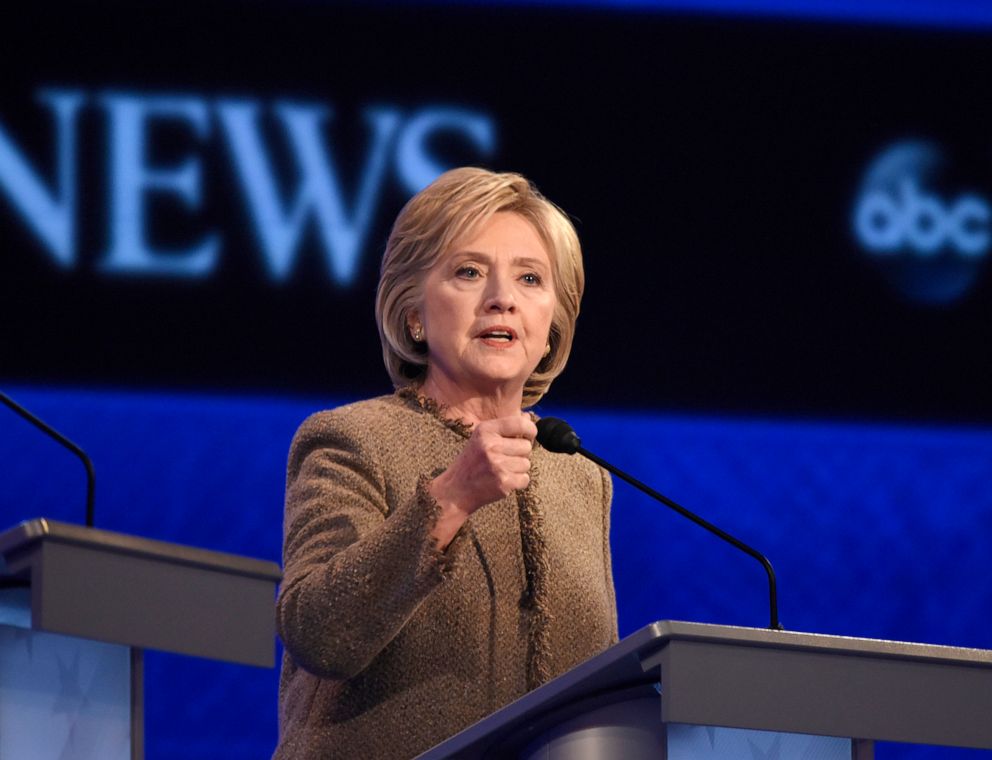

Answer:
[3,2,991,421]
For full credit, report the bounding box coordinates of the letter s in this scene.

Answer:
[395,108,496,195]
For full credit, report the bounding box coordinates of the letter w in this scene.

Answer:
[218,101,400,285]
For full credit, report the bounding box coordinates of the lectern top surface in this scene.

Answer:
[655,620,992,667]
[0,518,282,581]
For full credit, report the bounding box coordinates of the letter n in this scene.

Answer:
[0,90,84,268]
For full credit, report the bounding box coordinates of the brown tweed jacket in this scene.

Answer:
[273,392,618,760]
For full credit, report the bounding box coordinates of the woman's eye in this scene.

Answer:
[455,265,481,279]
[521,272,542,286]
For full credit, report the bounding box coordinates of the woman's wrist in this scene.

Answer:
[428,472,470,550]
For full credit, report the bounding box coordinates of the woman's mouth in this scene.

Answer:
[477,326,517,346]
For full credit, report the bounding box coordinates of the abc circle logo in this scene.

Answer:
[855,178,989,257]
[852,140,989,304]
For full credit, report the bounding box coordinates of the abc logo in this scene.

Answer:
[852,141,988,304]
[854,177,989,257]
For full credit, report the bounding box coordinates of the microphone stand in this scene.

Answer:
[536,417,783,631]
[1,390,96,528]
[578,444,783,631]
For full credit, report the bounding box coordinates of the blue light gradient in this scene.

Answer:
[396,0,992,30]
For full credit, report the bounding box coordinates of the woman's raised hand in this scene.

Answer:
[429,413,537,549]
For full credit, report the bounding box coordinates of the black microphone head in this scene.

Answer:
[536,417,581,455]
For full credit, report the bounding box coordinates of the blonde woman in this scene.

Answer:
[274,167,617,760]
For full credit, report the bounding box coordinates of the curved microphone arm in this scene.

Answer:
[579,446,782,631]
[1,390,96,528]
[536,417,783,631]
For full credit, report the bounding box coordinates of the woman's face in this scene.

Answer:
[412,212,556,399]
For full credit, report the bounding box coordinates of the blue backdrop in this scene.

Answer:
[2,385,989,758]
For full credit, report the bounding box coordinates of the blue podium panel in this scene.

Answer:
[666,724,853,760]
[0,621,132,760]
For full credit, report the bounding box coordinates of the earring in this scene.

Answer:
[543,343,551,358]
[411,324,424,342]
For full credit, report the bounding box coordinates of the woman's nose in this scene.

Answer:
[483,273,516,312]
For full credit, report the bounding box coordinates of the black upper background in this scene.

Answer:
[2,1,990,422]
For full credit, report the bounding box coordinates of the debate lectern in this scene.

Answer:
[0,518,282,760]
[418,620,992,759]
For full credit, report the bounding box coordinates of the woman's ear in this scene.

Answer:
[406,311,424,343]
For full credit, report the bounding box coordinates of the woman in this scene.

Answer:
[274,167,617,760]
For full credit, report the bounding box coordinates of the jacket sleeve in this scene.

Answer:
[275,411,466,680]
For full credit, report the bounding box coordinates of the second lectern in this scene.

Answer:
[418,620,992,759]
[0,518,282,760]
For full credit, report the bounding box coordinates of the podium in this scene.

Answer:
[0,518,282,760]
[417,620,992,759]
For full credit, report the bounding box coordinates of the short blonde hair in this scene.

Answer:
[376,167,585,408]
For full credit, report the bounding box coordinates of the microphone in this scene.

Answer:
[1,390,96,528]
[537,416,783,631]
